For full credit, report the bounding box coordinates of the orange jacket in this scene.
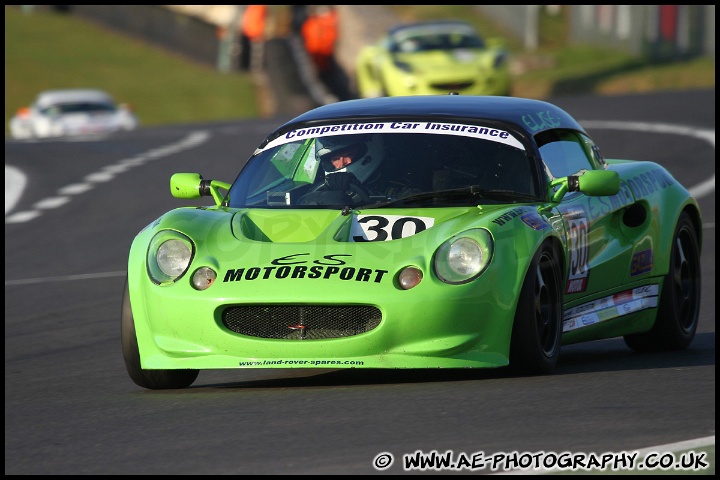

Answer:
[242,5,267,41]
[301,8,338,56]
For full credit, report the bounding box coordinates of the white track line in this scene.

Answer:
[5,130,210,223]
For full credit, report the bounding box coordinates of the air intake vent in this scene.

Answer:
[222,305,382,340]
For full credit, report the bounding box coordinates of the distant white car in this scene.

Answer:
[9,89,139,139]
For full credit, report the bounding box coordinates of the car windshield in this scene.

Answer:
[390,25,485,52]
[227,120,539,209]
[40,102,117,116]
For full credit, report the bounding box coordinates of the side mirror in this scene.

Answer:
[170,173,231,206]
[573,169,620,196]
[170,173,203,199]
[550,170,620,202]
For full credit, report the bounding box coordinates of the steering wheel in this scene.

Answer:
[298,182,370,206]
[304,178,371,205]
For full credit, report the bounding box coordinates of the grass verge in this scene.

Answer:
[5,6,715,136]
[5,6,261,135]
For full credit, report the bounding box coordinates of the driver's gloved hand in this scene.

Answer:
[325,172,360,191]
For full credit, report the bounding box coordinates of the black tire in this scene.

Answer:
[509,241,563,375]
[624,211,701,352]
[121,279,199,389]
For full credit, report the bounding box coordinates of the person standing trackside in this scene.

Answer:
[300,5,338,76]
[291,5,308,35]
[239,5,267,72]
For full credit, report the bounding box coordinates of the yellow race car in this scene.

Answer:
[356,20,511,98]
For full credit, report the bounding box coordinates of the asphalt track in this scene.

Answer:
[4,89,715,474]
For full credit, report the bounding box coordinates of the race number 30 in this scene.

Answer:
[351,215,435,242]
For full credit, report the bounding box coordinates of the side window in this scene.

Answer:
[536,130,594,179]
[383,37,396,52]
[581,135,608,169]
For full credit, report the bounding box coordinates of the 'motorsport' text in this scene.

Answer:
[223,253,389,283]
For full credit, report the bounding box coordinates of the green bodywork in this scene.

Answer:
[126,160,700,370]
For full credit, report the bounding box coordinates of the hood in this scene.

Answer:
[57,111,123,134]
[146,204,549,295]
[232,204,536,244]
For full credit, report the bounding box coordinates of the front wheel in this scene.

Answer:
[624,211,701,352]
[509,241,563,375]
[121,279,199,389]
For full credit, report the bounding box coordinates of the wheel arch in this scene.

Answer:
[507,233,565,374]
[655,199,703,276]
[546,234,566,285]
[682,203,703,253]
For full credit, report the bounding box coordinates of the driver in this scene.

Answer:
[315,134,383,192]
[300,134,418,205]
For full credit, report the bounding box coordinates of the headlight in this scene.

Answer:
[493,52,508,69]
[34,117,52,136]
[147,230,194,285]
[393,60,413,73]
[434,229,493,284]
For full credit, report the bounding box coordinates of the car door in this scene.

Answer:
[540,130,636,300]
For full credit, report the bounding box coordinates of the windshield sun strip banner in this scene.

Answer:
[562,284,659,333]
[256,121,525,154]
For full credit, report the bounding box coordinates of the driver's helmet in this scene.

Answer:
[315,134,384,183]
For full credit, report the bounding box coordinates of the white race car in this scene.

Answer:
[9,89,139,139]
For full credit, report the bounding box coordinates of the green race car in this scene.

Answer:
[356,20,511,98]
[122,95,702,389]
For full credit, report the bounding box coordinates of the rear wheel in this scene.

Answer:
[121,279,199,389]
[509,241,563,374]
[624,211,700,352]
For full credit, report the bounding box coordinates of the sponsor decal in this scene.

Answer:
[565,277,588,294]
[562,284,659,332]
[630,248,653,276]
[585,182,635,221]
[521,110,562,132]
[491,207,529,227]
[625,167,674,198]
[350,214,435,242]
[257,121,525,153]
[239,359,365,366]
[560,205,590,294]
[520,212,550,230]
[223,253,389,284]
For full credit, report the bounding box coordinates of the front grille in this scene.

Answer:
[431,81,474,91]
[222,305,382,340]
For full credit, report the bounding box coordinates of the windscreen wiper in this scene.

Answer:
[360,186,483,208]
[361,186,537,208]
